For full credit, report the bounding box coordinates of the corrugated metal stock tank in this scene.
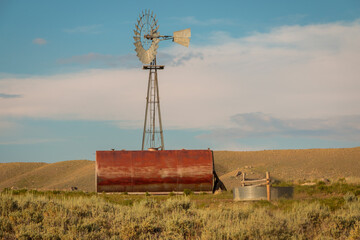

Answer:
[96,149,214,193]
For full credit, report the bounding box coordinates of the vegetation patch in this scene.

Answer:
[2,186,360,239]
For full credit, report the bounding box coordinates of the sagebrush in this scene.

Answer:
[1,190,360,239]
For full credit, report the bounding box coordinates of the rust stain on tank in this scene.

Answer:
[96,149,214,192]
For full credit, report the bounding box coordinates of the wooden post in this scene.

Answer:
[242,172,245,186]
[266,172,271,201]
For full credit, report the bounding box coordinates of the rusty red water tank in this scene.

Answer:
[96,149,214,193]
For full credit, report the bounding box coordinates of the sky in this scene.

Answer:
[1,0,360,163]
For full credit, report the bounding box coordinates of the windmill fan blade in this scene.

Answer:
[140,52,150,64]
[134,30,140,36]
[134,42,142,49]
[133,36,140,42]
[136,51,143,58]
[151,19,158,28]
[153,25,159,33]
[152,49,157,57]
[135,24,141,32]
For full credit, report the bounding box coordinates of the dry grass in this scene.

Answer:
[2,189,360,239]
[215,147,360,190]
[0,162,47,183]
[0,160,94,192]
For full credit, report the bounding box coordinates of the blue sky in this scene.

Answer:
[1,0,360,162]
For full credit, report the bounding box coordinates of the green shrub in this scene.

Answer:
[338,178,346,183]
[344,192,357,203]
[164,196,192,212]
[318,197,345,211]
[272,181,294,187]
[183,189,192,196]
[355,190,360,196]
[349,221,360,240]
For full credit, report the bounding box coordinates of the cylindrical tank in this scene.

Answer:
[233,186,294,201]
[96,149,214,193]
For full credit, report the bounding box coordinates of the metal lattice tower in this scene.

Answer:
[142,58,164,150]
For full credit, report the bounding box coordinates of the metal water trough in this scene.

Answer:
[233,186,294,201]
[96,149,222,193]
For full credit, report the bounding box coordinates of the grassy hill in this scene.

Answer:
[0,162,47,183]
[215,147,360,190]
[1,147,359,191]
[0,160,94,192]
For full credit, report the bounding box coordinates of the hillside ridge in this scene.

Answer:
[1,147,359,191]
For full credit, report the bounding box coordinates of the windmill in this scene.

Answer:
[133,10,191,150]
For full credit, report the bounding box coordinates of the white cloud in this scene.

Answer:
[32,38,47,45]
[0,69,146,122]
[56,51,204,69]
[199,112,360,141]
[1,20,360,135]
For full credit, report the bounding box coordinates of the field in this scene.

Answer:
[1,147,360,239]
[1,147,360,192]
[2,183,360,239]
[215,147,360,190]
[0,160,94,192]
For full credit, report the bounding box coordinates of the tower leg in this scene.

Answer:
[142,67,152,150]
[155,68,164,150]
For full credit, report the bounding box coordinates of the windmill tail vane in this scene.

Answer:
[143,28,191,47]
[173,28,191,47]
